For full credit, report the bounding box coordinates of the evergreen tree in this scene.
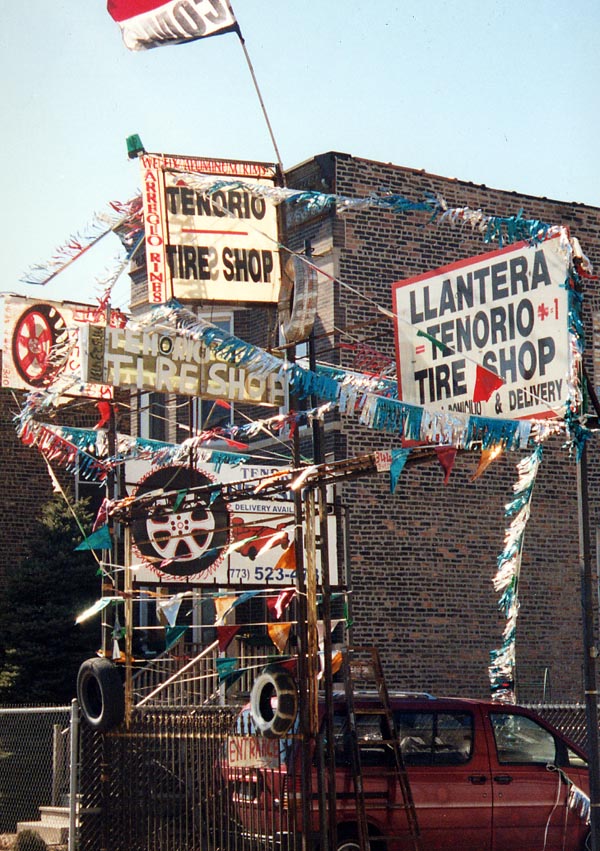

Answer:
[0,495,102,704]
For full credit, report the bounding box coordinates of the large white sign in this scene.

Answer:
[1,294,124,398]
[392,235,571,419]
[81,324,287,407]
[126,460,339,587]
[140,153,282,305]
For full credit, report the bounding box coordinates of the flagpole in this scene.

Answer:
[226,2,286,180]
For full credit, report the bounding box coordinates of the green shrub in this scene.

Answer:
[12,830,47,851]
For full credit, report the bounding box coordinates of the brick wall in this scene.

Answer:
[0,387,128,592]
[286,152,600,702]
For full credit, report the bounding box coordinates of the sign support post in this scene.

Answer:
[578,441,600,851]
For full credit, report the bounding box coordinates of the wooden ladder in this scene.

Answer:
[341,646,420,851]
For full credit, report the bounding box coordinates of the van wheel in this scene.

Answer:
[335,827,384,851]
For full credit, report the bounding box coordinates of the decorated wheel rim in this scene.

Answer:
[131,465,230,577]
[11,303,69,387]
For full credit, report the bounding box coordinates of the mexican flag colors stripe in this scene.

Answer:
[107,0,238,51]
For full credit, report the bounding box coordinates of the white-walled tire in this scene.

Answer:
[250,668,298,737]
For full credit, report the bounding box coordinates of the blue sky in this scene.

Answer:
[1,1,599,310]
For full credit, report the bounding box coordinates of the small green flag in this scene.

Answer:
[417,329,451,356]
[75,524,112,551]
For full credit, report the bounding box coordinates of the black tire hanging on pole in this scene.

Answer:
[250,668,298,737]
[77,657,125,732]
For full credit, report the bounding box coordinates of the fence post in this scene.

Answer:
[51,724,62,806]
[68,699,79,851]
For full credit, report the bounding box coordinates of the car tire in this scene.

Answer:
[77,657,125,732]
[335,826,384,851]
[250,668,298,737]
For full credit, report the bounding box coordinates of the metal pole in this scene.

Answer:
[291,422,312,851]
[577,442,600,850]
[68,699,79,851]
[124,526,133,727]
[225,2,285,178]
[307,301,338,850]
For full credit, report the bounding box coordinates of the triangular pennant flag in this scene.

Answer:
[390,448,411,494]
[316,619,344,650]
[215,656,240,683]
[220,669,245,690]
[232,590,263,610]
[94,400,112,429]
[112,615,125,661]
[416,329,452,356]
[75,524,112,551]
[157,594,183,627]
[214,595,237,625]
[173,489,187,511]
[92,498,109,532]
[273,657,297,675]
[471,445,504,482]
[217,625,242,652]
[317,647,343,679]
[472,364,504,403]
[165,625,187,650]
[435,447,458,485]
[266,588,296,620]
[75,597,117,624]
[267,622,292,654]
[203,547,220,561]
[275,544,296,573]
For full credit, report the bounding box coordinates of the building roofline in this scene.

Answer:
[286,150,598,212]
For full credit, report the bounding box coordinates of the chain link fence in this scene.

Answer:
[0,706,72,847]
[0,701,595,851]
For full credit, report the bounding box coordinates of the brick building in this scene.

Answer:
[1,151,599,703]
[283,152,600,703]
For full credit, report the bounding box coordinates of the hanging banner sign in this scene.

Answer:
[0,294,125,398]
[392,235,571,420]
[125,459,339,587]
[80,324,287,406]
[139,153,281,306]
[227,736,280,769]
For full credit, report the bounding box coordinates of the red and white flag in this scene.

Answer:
[107,0,238,51]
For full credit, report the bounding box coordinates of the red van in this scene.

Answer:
[225,692,590,851]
